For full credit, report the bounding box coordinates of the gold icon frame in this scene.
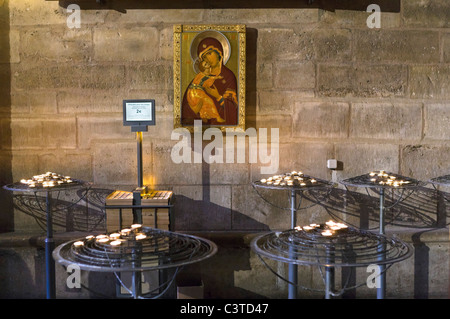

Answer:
[173,24,246,132]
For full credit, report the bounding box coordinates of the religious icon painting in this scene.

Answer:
[173,25,246,132]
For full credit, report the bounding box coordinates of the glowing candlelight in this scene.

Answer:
[294,226,302,231]
[321,230,333,237]
[97,238,109,243]
[109,233,121,239]
[110,240,122,246]
[260,179,267,183]
[136,233,147,240]
[73,241,84,247]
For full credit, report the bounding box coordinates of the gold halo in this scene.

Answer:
[190,30,231,73]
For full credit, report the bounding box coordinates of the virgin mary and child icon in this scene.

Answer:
[182,30,238,126]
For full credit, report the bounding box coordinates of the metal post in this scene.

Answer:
[131,243,142,299]
[45,192,56,299]
[288,189,298,299]
[136,131,143,188]
[325,246,335,299]
[377,188,386,299]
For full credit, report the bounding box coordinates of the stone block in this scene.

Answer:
[443,33,450,63]
[273,61,315,90]
[401,145,450,181]
[12,64,126,90]
[41,118,77,149]
[335,143,399,180]
[350,102,422,141]
[402,0,450,28]
[354,30,439,63]
[319,9,400,28]
[318,64,407,97]
[20,28,92,63]
[93,27,159,62]
[254,114,292,140]
[128,63,172,91]
[409,65,450,99]
[424,104,450,140]
[256,62,273,90]
[257,28,314,62]
[93,141,151,185]
[172,185,232,231]
[293,101,349,139]
[10,152,39,182]
[38,152,92,182]
[5,117,75,150]
[11,91,57,114]
[204,8,318,25]
[152,140,203,185]
[258,90,314,114]
[312,28,352,62]
[0,29,19,64]
[77,115,132,149]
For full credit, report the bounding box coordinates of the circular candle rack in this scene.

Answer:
[251,222,412,298]
[53,226,217,272]
[251,171,336,299]
[252,224,412,267]
[53,225,218,298]
[3,173,92,299]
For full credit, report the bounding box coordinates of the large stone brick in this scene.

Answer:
[12,64,126,90]
[257,28,314,62]
[409,65,450,99]
[312,28,352,62]
[4,117,76,150]
[424,104,450,140]
[350,102,422,141]
[335,143,399,180]
[273,61,315,90]
[319,8,400,28]
[402,0,450,28]
[318,64,407,97]
[354,30,439,63]
[204,8,319,25]
[20,28,92,63]
[93,28,159,62]
[92,141,151,185]
[38,152,92,182]
[401,145,450,181]
[172,185,232,231]
[0,30,19,64]
[258,90,314,114]
[293,101,349,139]
[77,115,133,149]
[128,63,172,91]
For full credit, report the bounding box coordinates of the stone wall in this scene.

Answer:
[0,0,449,234]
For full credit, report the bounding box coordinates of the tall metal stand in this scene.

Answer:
[377,188,386,299]
[45,192,56,299]
[288,189,298,299]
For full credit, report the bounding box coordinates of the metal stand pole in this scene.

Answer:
[137,131,143,188]
[377,188,386,299]
[45,192,56,299]
[131,244,142,299]
[325,246,335,299]
[288,189,298,299]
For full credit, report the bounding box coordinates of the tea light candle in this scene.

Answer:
[110,240,122,246]
[73,241,84,247]
[136,233,147,240]
[321,230,333,237]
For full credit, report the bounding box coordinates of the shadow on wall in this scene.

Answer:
[56,0,400,12]
[0,0,13,233]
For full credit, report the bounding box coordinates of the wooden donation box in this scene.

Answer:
[105,190,173,231]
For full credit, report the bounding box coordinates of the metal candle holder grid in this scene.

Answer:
[52,225,218,299]
[340,171,426,299]
[3,174,91,299]
[251,222,412,299]
[252,171,336,299]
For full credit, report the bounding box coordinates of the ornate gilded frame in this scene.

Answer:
[173,24,246,132]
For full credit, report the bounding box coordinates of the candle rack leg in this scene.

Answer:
[45,192,56,299]
[377,188,386,299]
[288,189,299,299]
